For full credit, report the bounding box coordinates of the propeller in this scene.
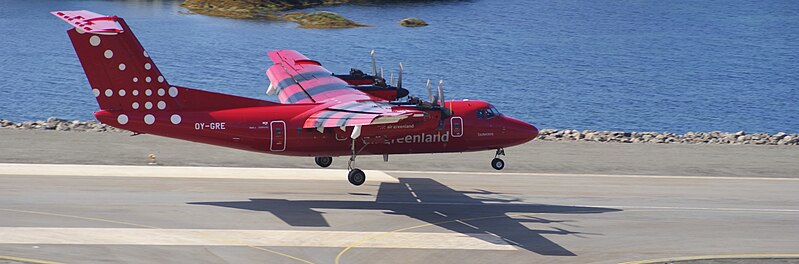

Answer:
[425,79,432,102]
[389,72,394,86]
[370,49,377,77]
[397,63,403,89]
[437,80,445,106]
[438,80,452,116]
[380,67,384,79]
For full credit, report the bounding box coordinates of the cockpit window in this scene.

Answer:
[476,105,501,119]
[487,105,501,118]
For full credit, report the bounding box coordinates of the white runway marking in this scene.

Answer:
[0,163,398,183]
[385,170,799,181]
[0,227,515,250]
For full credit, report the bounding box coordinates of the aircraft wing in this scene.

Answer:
[303,101,424,128]
[266,50,376,104]
[266,50,424,128]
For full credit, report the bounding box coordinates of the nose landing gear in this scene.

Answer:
[314,156,333,168]
[491,148,505,170]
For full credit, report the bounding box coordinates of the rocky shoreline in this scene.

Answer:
[1,118,796,145]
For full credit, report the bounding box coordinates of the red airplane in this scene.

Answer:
[52,10,539,186]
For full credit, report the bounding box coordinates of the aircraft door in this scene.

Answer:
[270,121,286,151]
[450,116,463,137]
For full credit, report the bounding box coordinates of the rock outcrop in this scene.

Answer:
[399,17,428,27]
[0,118,126,133]
[180,0,369,28]
[283,11,368,28]
[535,129,799,145]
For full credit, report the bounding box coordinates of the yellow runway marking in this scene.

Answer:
[0,208,316,264]
[0,255,62,264]
[334,215,513,264]
[621,254,799,264]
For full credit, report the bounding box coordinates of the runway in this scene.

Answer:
[0,163,797,263]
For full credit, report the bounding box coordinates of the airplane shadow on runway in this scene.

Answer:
[189,178,620,256]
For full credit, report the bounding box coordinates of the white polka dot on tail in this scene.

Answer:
[104,50,113,59]
[145,102,153,109]
[117,114,128,125]
[118,63,126,71]
[118,89,126,96]
[89,36,100,46]
[144,63,151,70]
[157,101,166,110]
[132,102,140,109]
[144,114,155,125]
[169,87,178,97]
[105,89,113,97]
[158,89,165,96]
[158,76,164,83]
[145,77,151,83]
[170,114,182,125]
[92,89,100,97]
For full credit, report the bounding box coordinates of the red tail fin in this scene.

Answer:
[52,10,277,115]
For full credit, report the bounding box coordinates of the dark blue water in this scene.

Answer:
[1,0,797,133]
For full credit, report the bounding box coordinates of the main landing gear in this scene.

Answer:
[347,126,367,186]
[314,156,333,168]
[347,138,366,186]
[491,148,505,170]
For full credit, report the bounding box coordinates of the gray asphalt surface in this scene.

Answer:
[0,129,798,264]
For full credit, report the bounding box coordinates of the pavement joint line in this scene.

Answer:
[334,214,514,264]
[620,254,799,264]
[373,202,799,213]
[0,208,315,264]
[384,170,799,181]
[0,255,62,264]
[433,211,447,217]
[579,205,799,213]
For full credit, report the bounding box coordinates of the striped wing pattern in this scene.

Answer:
[266,50,375,104]
[266,50,424,129]
[303,101,421,128]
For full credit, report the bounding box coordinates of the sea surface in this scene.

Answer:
[1,0,797,133]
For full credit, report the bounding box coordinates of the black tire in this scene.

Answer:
[348,168,366,186]
[491,158,505,170]
[314,157,333,168]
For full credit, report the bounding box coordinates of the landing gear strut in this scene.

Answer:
[491,148,505,170]
[347,128,366,186]
[314,156,333,168]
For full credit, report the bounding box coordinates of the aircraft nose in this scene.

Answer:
[504,116,539,143]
